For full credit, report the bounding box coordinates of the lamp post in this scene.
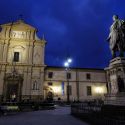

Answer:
[64,58,72,104]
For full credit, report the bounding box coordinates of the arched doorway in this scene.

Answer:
[43,86,54,101]
[3,73,23,102]
[47,91,54,101]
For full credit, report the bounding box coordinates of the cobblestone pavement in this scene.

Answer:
[0,106,89,125]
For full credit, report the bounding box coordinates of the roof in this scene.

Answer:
[1,19,36,31]
[45,66,105,72]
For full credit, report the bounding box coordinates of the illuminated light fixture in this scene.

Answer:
[52,86,61,94]
[67,58,72,63]
[95,87,103,94]
[64,62,69,67]
[64,58,72,68]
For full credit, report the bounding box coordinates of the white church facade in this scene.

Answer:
[0,20,107,102]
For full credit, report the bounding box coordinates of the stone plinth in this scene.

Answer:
[105,57,125,106]
[105,93,125,105]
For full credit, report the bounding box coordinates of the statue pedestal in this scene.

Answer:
[105,57,125,106]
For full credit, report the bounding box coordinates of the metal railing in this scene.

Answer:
[71,102,125,125]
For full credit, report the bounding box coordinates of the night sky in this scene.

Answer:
[0,0,125,68]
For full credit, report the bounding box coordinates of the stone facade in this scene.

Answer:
[0,20,107,102]
[105,57,125,105]
[0,20,46,102]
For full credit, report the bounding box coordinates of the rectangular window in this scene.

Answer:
[67,73,71,79]
[87,86,92,96]
[67,85,72,95]
[14,52,19,62]
[86,73,91,80]
[48,82,53,86]
[48,72,53,78]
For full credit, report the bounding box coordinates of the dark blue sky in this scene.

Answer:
[0,0,125,68]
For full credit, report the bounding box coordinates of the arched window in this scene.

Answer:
[32,82,36,90]
[14,52,19,62]
[32,81,39,90]
[36,81,39,90]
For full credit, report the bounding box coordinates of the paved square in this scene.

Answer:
[0,106,89,125]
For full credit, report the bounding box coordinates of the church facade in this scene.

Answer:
[0,20,46,102]
[0,20,107,102]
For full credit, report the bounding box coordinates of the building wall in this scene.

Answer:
[44,67,107,101]
[0,20,107,102]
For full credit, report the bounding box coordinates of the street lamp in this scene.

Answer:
[67,58,72,63]
[64,58,72,104]
[64,62,69,67]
